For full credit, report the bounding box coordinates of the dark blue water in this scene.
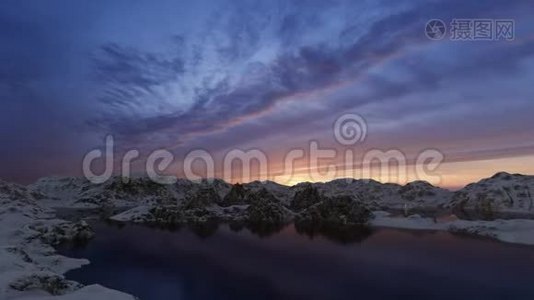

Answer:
[58,222,534,300]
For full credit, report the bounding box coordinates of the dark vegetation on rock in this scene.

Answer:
[295,195,372,228]
[246,188,289,225]
[9,274,82,296]
[219,183,248,207]
[31,221,95,246]
[290,183,323,211]
[399,182,437,201]
[183,186,221,209]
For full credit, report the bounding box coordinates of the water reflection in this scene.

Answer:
[294,223,373,244]
[102,220,373,243]
[58,221,534,300]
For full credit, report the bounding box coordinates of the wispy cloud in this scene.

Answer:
[1,0,534,183]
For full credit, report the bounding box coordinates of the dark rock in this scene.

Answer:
[32,221,95,246]
[295,195,372,227]
[105,178,176,203]
[290,183,323,211]
[9,274,82,295]
[219,183,249,207]
[246,189,290,225]
[183,187,220,209]
[147,205,218,226]
[147,206,183,225]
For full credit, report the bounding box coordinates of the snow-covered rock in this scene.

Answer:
[297,178,451,211]
[398,181,452,209]
[0,180,135,300]
[9,273,83,296]
[371,210,534,246]
[447,172,534,219]
[244,180,290,205]
[29,175,454,215]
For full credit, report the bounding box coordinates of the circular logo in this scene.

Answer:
[425,19,446,40]
[334,113,367,146]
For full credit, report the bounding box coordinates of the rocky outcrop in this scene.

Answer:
[219,183,249,207]
[29,176,181,208]
[311,179,395,210]
[294,195,372,243]
[0,180,43,204]
[103,178,177,203]
[9,273,83,296]
[447,172,534,220]
[399,181,452,209]
[246,188,291,225]
[295,195,372,227]
[143,205,218,226]
[314,179,452,211]
[29,175,457,215]
[183,186,221,209]
[290,183,323,211]
[28,177,93,203]
[29,221,95,246]
[29,173,534,224]
[447,224,498,239]
[244,180,291,205]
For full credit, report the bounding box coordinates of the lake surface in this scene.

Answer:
[58,222,534,300]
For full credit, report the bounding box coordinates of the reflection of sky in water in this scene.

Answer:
[59,222,534,300]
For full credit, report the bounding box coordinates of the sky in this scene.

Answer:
[1,0,534,189]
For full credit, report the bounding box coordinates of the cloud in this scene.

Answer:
[89,0,534,153]
[1,0,534,183]
[94,43,185,108]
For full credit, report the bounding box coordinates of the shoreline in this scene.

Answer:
[5,205,534,299]
[371,211,534,246]
[0,203,135,300]
[107,206,534,247]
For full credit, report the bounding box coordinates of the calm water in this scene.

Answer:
[58,221,534,300]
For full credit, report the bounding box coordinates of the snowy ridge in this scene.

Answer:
[26,173,534,218]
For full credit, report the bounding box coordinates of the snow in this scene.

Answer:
[3,173,534,299]
[371,211,443,230]
[371,211,534,246]
[11,285,135,300]
[445,172,534,217]
[109,206,151,222]
[0,180,136,300]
